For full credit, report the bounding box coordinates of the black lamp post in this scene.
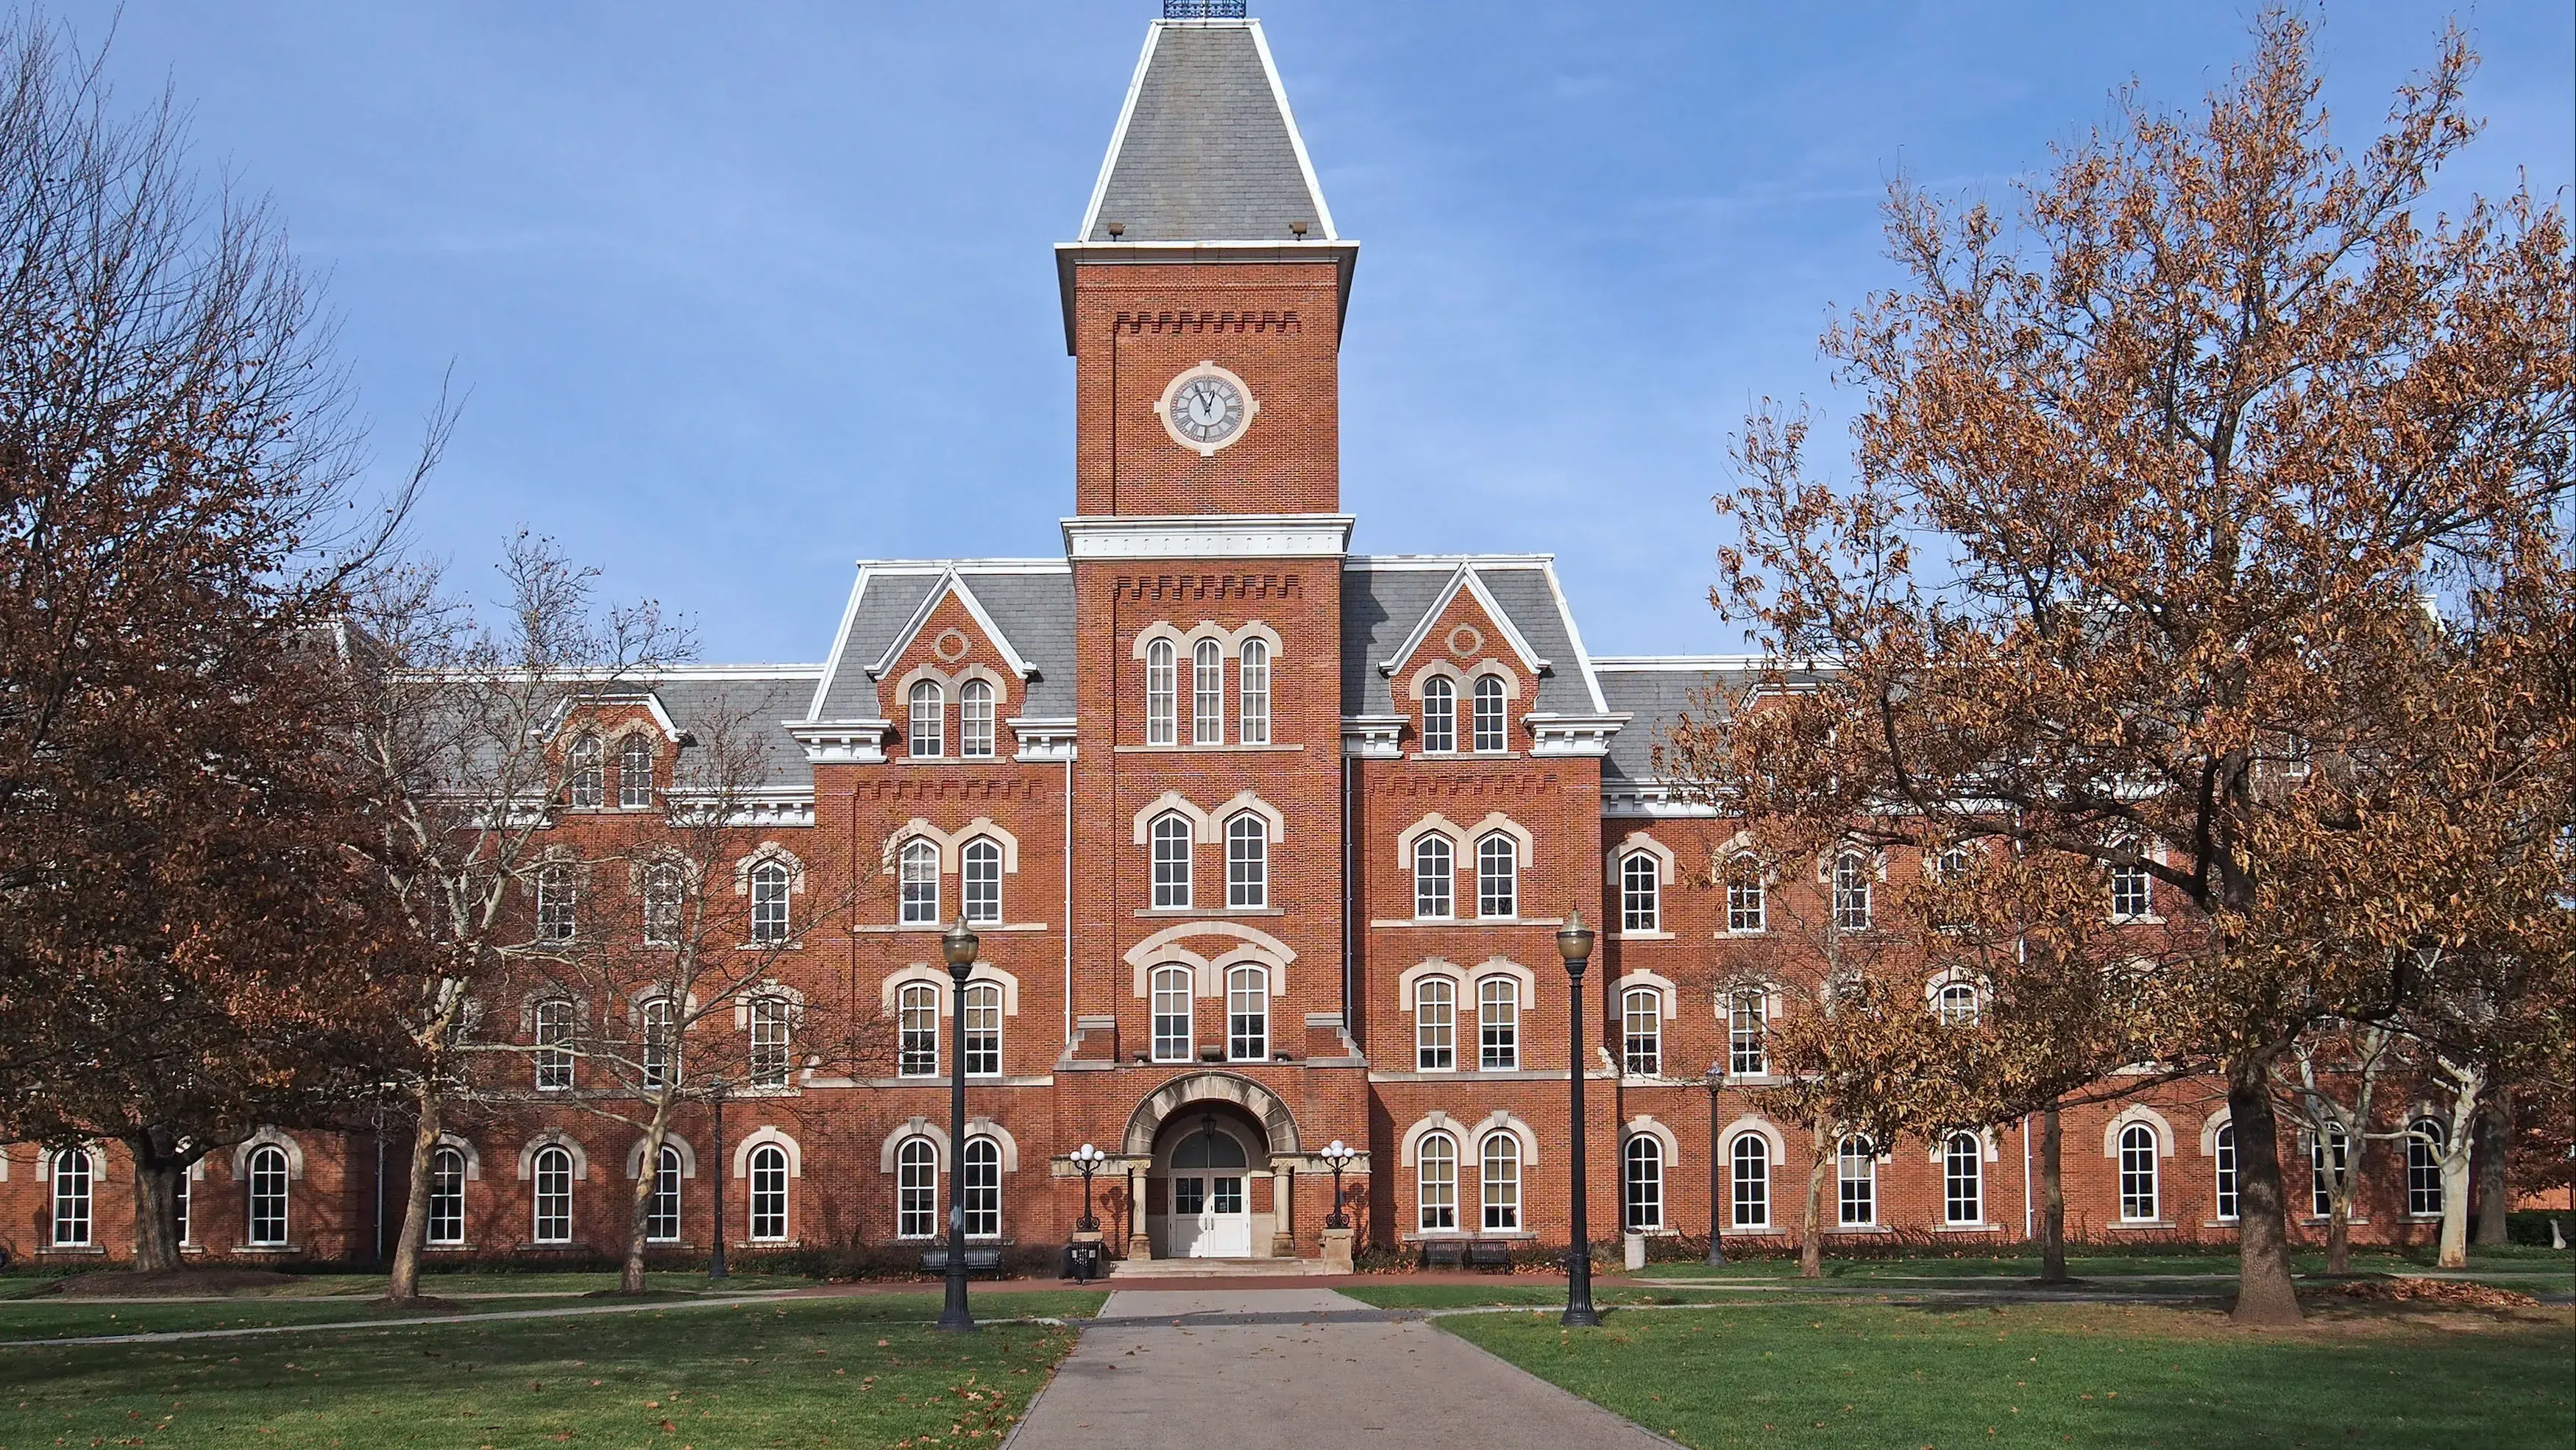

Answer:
[1704,1062,1728,1267]
[1319,1139,1356,1229]
[934,916,980,1334]
[1070,1142,1106,1234]
[708,1076,730,1282]
[1557,910,1601,1328]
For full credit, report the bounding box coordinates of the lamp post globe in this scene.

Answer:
[1704,1062,1728,1267]
[934,916,980,1334]
[1320,1139,1355,1230]
[1071,1142,1105,1234]
[1556,908,1601,1328]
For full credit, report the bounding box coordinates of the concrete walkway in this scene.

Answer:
[1008,1287,1674,1450]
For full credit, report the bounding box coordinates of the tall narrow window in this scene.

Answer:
[1621,852,1660,932]
[1728,991,1769,1076]
[2311,1123,2349,1218]
[532,1145,574,1244]
[1226,814,1268,908]
[898,839,940,924]
[963,982,1001,1078]
[1145,639,1177,746]
[567,735,603,807]
[896,1138,937,1239]
[1471,674,1507,752]
[1731,1134,1770,1228]
[1624,1135,1664,1231]
[2118,1123,2160,1222]
[429,1145,468,1247]
[536,864,578,941]
[641,998,678,1089]
[1413,834,1454,919]
[1837,1136,1877,1227]
[962,1137,1001,1238]
[959,679,996,758]
[748,997,791,1087]
[1480,1134,1521,1230]
[1935,980,1980,1025]
[748,1143,789,1242]
[1150,813,1193,909]
[647,1145,682,1243]
[1832,851,1873,933]
[641,860,685,946]
[748,859,792,944]
[1238,640,1270,745]
[1227,965,1269,1061]
[1152,965,1194,1063]
[1193,639,1224,744]
[1622,987,1661,1077]
[619,735,655,808]
[1418,1131,1458,1231]
[907,681,944,758]
[1477,977,1519,1070]
[533,998,575,1091]
[1476,833,1517,919]
[2214,1123,2240,1221]
[1415,977,1456,1070]
[246,1145,294,1246]
[961,838,1002,924]
[1420,676,1456,753]
[174,1170,190,1247]
[2406,1120,2444,1217]
[2110,861,2151,920]
[1944,1133,1984,1224]
[898,982,939,1078]
[1725,856,1767,933]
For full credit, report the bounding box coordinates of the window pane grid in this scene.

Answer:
[963,1138,1001,1239]
[1726,858,1766,932]
[1731,1136,1770,1228]
[568,736,603,807]
[247,1146,291,1246]
[959,679,996,757]
[964,983,1001,1078]
[1622,988,1660,1077]
[1476,834,1516,919]
[534,1000,575,1090]
[2118,1125,2160,1221]
[1413,835,1453,919]
[1478,978,1517,1070]
[1193,640,1224,744]
[1837,1136,1876,1227]
[898,983,939,1078]
[1624,1136,1664,1231]
[647,1146,682,1243]
[533,1147,572,1245]
[962,839,1002,924]
[899,841,940,924]
[749,998,790,1086]
[1621,852,1659,932]
[1227,815,1268,909]
[1152,966,1193,1062]
[749,1145,789,1242]
[2214,1125,2240,1220]
[749,861,791,943]
[430,1147,468,1246]
[1472,675,1506,753]
[1420,677,1455,753]
[1145,640,1177,745]
[908,682,943,758]
[1151,815,1193,909]
[2407,1121,2444,1217]
[2311,1124,2349,1218]
[1833,852,1872,932]
[898,1139,937,1239]
[618,735,654,808]
[1418,1132,1458,1230]
[1238,640,1269,745]
[1415,978,1455,1071]
[1227,966,1269,1061]
[1480,1134,1519,1230]
[1728,992,1768,1076]
[1944,1134,1983,1225]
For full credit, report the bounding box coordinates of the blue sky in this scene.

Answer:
[90,1,2575,663]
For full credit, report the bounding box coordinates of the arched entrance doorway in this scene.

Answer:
[1163,1111,1255,1257]
[1121,1072,1302,1260]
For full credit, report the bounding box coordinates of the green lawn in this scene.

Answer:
[0,1291,1105,1448]
[1442,1300,2576,1450]
[1632,1249,2575,1282]
[0,1292,721,1342]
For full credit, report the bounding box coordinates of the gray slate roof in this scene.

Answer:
[1340,559,1605,718]
[1594,662,1751,785]
[1082,21,1331,242]
[808,564,1077,724]
[652,672,819,793]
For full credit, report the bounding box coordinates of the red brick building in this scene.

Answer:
[3,10,2468,1270]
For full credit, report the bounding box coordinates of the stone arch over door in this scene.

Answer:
[1122,1072,1302,1158]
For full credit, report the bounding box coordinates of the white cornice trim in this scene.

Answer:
[1061,514,1353,561]
[1341,714,1405,759]
[1525,712,1628,758]
[787,719,890,765]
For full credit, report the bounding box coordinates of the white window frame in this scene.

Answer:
[1414,977,1455,1071]
[1837,1135,1877,1227]
[1150,813,1193,909]
[1935,980,1980,1025]
[1480,1132,1521,1231]
[531,1145,574,1245]
[747,996,792,1087]
[1192,638,1224,745]
[429,1145,469,1246]
[567,734,603,807]
[959,678,996,758]
[618,734,654,808]
[1471,673,1507,753]
[1226,813,1268,909]
[748,1142,790,1242]
[2311,1122,2349,1218]
[1151,964,1194,1063]
[1145,639,1177,746]
[1731,1133,1770,1229]
[1476,833,1517,919]
[2118,1123,2160,1222]
[1622,986,1661,1078]
[907,680,944,759]
[1226,964,1269,1062]
[1418,1130,1458,1231]
[641,997,678,1089]
[1944,1132,1983,1225]
[2110,860,2151,921]
[1477,977,1519,1071]
[897,1137,937,1239]
[1420,675,1456,753]
[962,1136,1001,1239]
[898,982,939,1078]
[536,864,578,942]
[1621,852,1659,933]
[1832,851,1873,933]
[962,981,1002,1078]
[1413,833,1454,919]
[641,860,685,946]
[1238,640,1270,745]
[961,838,1003,924]
[647,1144,683,1243]
[1725,856,1767,933]
[1624,1134,1664,1231]
[2214,1123,2240,1222]
[748,859,792,944]
[2406,1120,2444,1217]
[898,838,940,925]
[533,997,575,1091]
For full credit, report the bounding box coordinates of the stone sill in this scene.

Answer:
[1934,1223,2004,1234]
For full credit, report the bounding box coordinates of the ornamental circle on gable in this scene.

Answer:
[1445,623,1484,658]
[932,629,971,663]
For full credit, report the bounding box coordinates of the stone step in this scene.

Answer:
[1108,1255,1333,1278]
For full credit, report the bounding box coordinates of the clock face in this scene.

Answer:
[1171,376,1244,445]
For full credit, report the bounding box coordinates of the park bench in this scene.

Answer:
[918,1247,1005,1276]
[1419,1239,1516,1271]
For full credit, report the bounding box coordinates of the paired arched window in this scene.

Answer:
[1624,1135,1664,1231]
[1480,1133,1521,1230]
[1226,965,1269,1062]
[959,679,996,758]
[429,1145,469,1246]
[1934,980,1981,1026]
[647,1145,683,1243]
[567,734,604,807]
[907,681,945,758]
[1226,814,1268,909]
[532,1145,575,1245]
[1477,977,1519,1070]
[898,982,940,1078]
[1944,1133,1984,1225]
[640,996,680,1089]
[748,859,792,944]
[2117,1123,2160,1222]
[1192,640,1224,744]
[1420,676,1457,753]
[1620,852,1659,932]
[2213,1123,2240,1221]
[962,838,1003,924]
[962,1136,1001,1239]
[1412,834,1454,919]
[963,982,1002,1078]
[1730,1134,1770,1228]
[1144,639,1178,745]
[1150,813,1193,908]
[641,859,686,946]
[897,1137,937,1239]
[536,864,578,942]
[1415,977,1455,1071]
[1837,1135,1877,1227]
[898,839,940,924]
[533,998,575,1091]
[1621,987,1661,1078]
[748,1143,790,1242]
[1725,855,1767,933]
[618,735,655,808]
[1831,851,1873,933]
[1726,990,1769,1076]
[2311,1122,2349,1217]
[2406,1119,2445,1217]
[746,997,792,1087]
[1418,1130,1458,1231]
[49,1149,92,1247]
[1152,965,1194,1063]
[1238,640,1270,744]
[1471,673,1508,753]
[1476,833,1517,919]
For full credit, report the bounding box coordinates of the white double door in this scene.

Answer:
[1169,1173,1251,1257]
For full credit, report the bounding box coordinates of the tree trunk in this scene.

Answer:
[128,1144,185,1276]
[2474,1100,2511,1248]
[2435,1070,2483,1270]
[2325,1186,2352,1276]
[2037,1103,2068,1284]
[621,1097,680,1295]
[2226,1064,2302,1325]
[384,1086,444,1304]
[1798,1125,1830,1279]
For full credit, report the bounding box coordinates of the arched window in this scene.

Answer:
[747,997,792,1087]
[961,838,1002,924]
[1624,1134,1664,1231]
[641,997,678,1089]
[1935,980,1980,1026]
[2406,1119,2445,1217]
[748,1143,790,1242]
[49,1149,92,1247]
[1480,1133,1521,1230]
[1837,1135,1876,1227]
[429,1145,468,1246]
[1725,855,1767,933]
[618,735,655,808]
[2110,860,2151,921]
[1621,852,1659,933]
[1412,834,1454,919]
[748,859,792,944]
[2118,1123,2160,1222]
[1145,639,1177,746]
[963,982,1002,1078]
[1420,676,1456,753]
[1831,851,1873,933]
[1150,813,1193,909]
[1476,833,1517,919]
[1226,813,1268,909]
[647,1145,683,1243]
[1477,977,1519,1070]
[962,1136,1001,1239]
[1730,1134,1771,1228]
[1193,638,1224,744]
[1944,1133,1984,1225]
[533,998,575,1091]
[174,1170,190,1248]
[898,982,939,1078]
[1238,640,1270,745]
[1471,673,1508,753]
[959,679,996,758]
[2214,1123,2240,1221]
[1226,964,1269,1061]
[2311,1122,2349,1218]
[532,1145,574,1245]
[536,863,578,942]
[1415,977,1455,1071]
[1727,990,1769,1076]
[898,839,940,924]
[1622,987,1661,1078]
[641,859,686,946]
[907,680,944,758]
[567,734,603,807]
[1152,965,1194,1063]
[896,1137,937,1239]
[1418,1131,1458,1231]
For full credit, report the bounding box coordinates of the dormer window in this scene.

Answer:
[908,681,945,758]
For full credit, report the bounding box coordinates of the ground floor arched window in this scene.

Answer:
[2406,1119,2444,1217]
[1480,1134,1520,1231]
[2118,1123,2160,1222]
[749,1143,790,1242]
[897,1138,937,1239]
[647,1145,683,1244]
[1943,1133,1983,1225]
[2213,1124,2238,1221]
[429,1146,469,1246]
[1418,1131,1458,1231]
[246,1144,291,1247]
[1623,1135,1664,1231]
[1837,1135,1876,1227]
[50,1149,92,1247]
[962,1136,1001,1239]
[1730,1134,1770,1229]
[533,1145,575,1244]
